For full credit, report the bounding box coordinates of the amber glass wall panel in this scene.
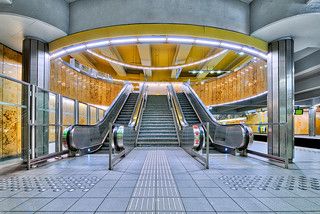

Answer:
[50,59,123,106]
[90,107,97,125]
[0,43,23,160]
[79,103,88,125]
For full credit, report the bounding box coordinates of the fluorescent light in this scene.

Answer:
[220,42,242,50]
[50,50,67,59]
[195,39,220,46]
[86,40,110,48]
[242,47,268,60]
[167,37,195,44]
[66,45,86,53]
[110,37,138,45]
[138,36,166,43]
[239,52,245,55]
[87,48,229,71]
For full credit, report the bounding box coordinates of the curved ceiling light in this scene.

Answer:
[50,36,268,60]
[87,49,229,70]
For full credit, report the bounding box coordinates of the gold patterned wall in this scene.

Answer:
[192,60,267,106]
[0,43,22,160]
[50,59,123,106]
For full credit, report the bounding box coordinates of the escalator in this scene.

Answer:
[177,93,200,125]
[65,83,146,154]
[169,83,253,154]
[115,93,139,125]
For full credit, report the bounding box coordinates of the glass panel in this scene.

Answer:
[90,107,97,124]
[62,97,75,126]
[0,77,27,161]
[79,102,88,125]
[99,109,105,121]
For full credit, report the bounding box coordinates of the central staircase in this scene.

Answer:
[137,95,179,145]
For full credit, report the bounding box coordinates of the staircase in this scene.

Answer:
[137,95,179,145]
[177,93,200,125]
[115,93,139,125]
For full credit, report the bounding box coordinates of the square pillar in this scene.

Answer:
[267,38,294,161]
[22,38,50,161]
[309,107,316,136]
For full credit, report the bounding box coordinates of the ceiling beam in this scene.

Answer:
[197,50,229,79]
[70,52,97,69]
[137,44,152,77]
[100,47,127,76]
[171,45,192,79]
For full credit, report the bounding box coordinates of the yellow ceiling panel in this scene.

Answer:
[151,44,177,67]
[116,45,141,65]
[182,46,212,72]
[214,51,238,71]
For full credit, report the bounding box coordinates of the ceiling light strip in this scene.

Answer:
[86,49,228,71]
[50,36,267,60]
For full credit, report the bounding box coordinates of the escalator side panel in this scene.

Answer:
[67,84,132,152]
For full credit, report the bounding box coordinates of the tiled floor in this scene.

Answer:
[0,146,320,213]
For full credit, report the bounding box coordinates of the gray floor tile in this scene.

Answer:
[68,197,104,212]
[11,190,41,198]
[11,198,53,211]
[282,197,320,211]
[195,179,218,188]
[182,198,214,212]
[83,187,111,197]
[127,197,155,211]
[0,198,29,211]
[97,197,130,211]
[178,188,204,198]
[157,198,184,211]
[107,187,134,197]
[39,198,78,211]
[175,180,197,188]
[115,179,137,188]
[258,198,300,211]
[233,197,271,212]
[157,187,180,197]
[220,188,253,198]
[132,187,156,197]
[34,190,65,198]
[58,189,86,198]
[207,197,243,212]
[201,188,229,198]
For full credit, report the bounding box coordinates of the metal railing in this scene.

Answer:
[0,73,107,169]
[243,122,290,169]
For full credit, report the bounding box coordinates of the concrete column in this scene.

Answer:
[22,38,50,159]
[267,38,294,161]
[309,107,316,136]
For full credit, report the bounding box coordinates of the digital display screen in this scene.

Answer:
[294,109,303,115]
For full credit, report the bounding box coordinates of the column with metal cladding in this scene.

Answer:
[22,38,50,161]
[267,38,294,161]
[309,107,316,136]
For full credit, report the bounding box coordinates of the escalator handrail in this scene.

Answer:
[183,82,252,150]
[69,83,132,129]
[129,83,146,127]
[167,84,188,128]
[167,90,181,145]
[66,83,133,151]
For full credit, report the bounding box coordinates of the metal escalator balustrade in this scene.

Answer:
[177,92,200,125]
[179,83,253,154]
[137,95,179,145]
[115,93,139,125]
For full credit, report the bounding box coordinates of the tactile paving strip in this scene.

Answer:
[127,150,185,212]
[219,175,320,191]
[0,176,99,192]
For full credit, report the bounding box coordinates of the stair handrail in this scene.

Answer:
[167,84,188,128]
[129,83,146,127]
[167,89,182,146]
[135,90,148,145]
